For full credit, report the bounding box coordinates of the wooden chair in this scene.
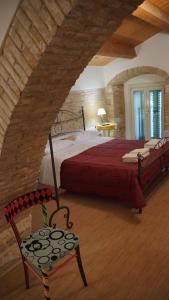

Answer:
[3,188,87,300]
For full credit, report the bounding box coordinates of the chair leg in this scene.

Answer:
[42,269,51,300]
[75,245,88,287]
[22,259,29,289]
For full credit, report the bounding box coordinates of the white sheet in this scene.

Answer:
[39,136,112,187]
[122,151,150,163]
[130,148,149,155]
[144,139,161,149]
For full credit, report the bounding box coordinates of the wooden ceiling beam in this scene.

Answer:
[98,38,136,58]
[89,55,115,66]
[133,0,169,31]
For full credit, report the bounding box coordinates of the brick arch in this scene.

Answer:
[0,0,144,208]
[0,0,146,273]
[106,66,169,137]
[108,66,169,86]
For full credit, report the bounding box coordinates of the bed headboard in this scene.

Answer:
[51,106,85,137]
[48,107,85,210]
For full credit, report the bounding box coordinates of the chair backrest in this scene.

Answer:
[3,188,53,250]
[3,188,52,223]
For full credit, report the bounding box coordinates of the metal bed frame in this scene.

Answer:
[48,107,85,228]
[137,137,169,212]
[47,106,169,217]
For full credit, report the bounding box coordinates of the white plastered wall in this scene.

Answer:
[72,33,169,137]
[72,32,169,91]
[104,33,169,86]
[71,66,105,91]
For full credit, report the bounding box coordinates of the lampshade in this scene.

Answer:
[97,108,106,116]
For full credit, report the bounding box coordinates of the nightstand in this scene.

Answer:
[96,123,116,137]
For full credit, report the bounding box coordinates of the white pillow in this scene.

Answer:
[59,134,77,141]
[52,132,83,141]
[45,139,74,153]
[53,133,76,140]
[76,130,100,140]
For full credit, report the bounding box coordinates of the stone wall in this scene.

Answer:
[106,84,125,138]
[0,87,106,276]
[61,88,106,130]
[0,212,32,277]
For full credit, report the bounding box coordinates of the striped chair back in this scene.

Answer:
[3,188,52,223]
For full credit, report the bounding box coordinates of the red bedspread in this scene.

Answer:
[60,139,166,209]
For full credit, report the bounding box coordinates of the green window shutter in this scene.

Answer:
[133,90,145,140]
[149,90,162,139]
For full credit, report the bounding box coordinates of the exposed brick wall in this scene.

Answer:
[111,66,169,85]
[0,0,143,271]
[0,0,143,205]
[106,84,125,138]
[0,212,32,277]
[49,88,106,135]
[106,66,169,137]
[61,88,106,130]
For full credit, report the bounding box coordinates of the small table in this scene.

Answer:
[96,123,116,137]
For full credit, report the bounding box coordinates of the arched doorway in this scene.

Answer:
[106,66,169,138]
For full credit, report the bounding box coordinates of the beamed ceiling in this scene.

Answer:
[89,0,169,66]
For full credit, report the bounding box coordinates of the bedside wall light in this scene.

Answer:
[97,108,106,123]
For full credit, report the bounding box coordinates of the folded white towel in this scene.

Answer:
[144,144,152,149]
[122,151,149,163]
[123,157,138,162]
[146,139,160,145]
[144,139,162,149]
[122,153,137,159]
[130,148,149,155]
[123,159,137,163]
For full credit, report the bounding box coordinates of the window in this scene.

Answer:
[130,85,164,140]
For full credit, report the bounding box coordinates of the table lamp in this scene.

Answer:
[97,108,106,123]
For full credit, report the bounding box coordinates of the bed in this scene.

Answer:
[39,131,112,190]
[39,109,169,213]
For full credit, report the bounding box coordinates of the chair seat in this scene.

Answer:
[21,227,79,270]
